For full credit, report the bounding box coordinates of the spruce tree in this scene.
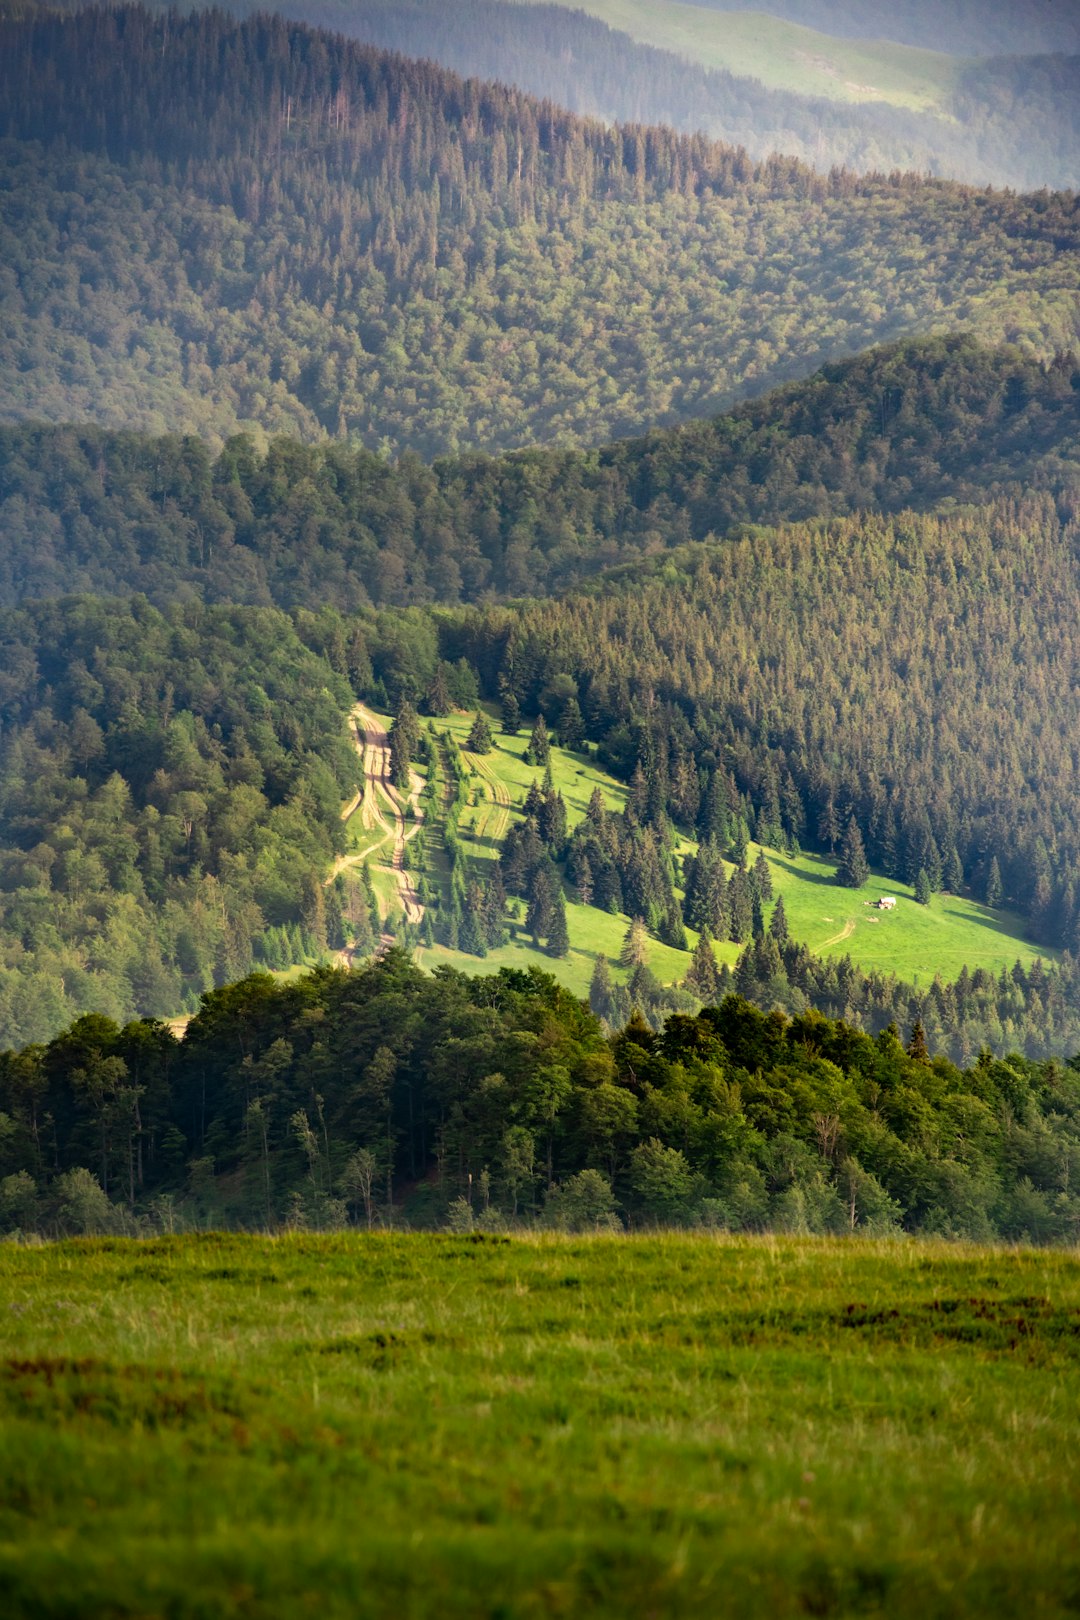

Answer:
[589,955,615,1022]
[685,927,720,1001]
[836,817,869,888]
[547,892,570,959]
[620,917,648,969]
[985,855,1003,909]
[500,690,521,735]
[523,714,550,767]
[768,893,789,944]
[466,710,493,753]
[915,867,932,905]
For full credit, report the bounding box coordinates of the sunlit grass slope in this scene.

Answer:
[381,707,1054,996]
[1,1232,1078,1619]
[505,0,964,109]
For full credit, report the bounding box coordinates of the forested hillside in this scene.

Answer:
[1,337,1077,609]
[0,597,361,1045]
[1,8,1078,454]
[460,494,1080,951]
[56,0,1079,190]
[2,953,1079,1242]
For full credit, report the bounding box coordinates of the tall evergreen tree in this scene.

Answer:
[836,818,869,889]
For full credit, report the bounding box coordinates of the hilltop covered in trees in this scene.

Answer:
[1,953,1078,1244]
[1,337,1077,609]
[1,7,1078,453]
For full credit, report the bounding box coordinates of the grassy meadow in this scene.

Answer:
[505,0,964,109]
[357,707,1055,998]
[1,1232,1078,1618]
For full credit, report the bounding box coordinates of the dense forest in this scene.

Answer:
[1,8,1079,453]
[38,0,1080,191]
[0,596,365,1046]
[455,493,1080,950]
[1,953,1078,1243]
[2,337,1077,609]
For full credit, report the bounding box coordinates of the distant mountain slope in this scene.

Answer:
[47,0,1079,189]
[1,8,1079,456]
[2,336,1077,609]
[689,0,1080,57]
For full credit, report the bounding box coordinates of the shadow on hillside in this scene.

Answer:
[769,853,837,889]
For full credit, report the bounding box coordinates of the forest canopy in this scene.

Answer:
[0,7,1078,454]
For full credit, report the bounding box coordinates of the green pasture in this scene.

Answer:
[765,847,1054,985]
[504,0,964,109]
[1,1232,1078,1618]
[394,708,1054,996]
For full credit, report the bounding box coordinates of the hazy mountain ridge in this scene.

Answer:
[1,6,1078,457]
[19,0,1080,188]
[2,336,1076,610]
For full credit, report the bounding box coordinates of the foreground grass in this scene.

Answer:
[1,1234,1078,1617]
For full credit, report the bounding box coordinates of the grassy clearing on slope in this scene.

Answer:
[506,0,963,109]
[1,1232,1077,1619]
[767,847,1053,984]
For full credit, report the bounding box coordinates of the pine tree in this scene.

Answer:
[768,893,789,944]
[836,817,869,888]
[915,866,932,905]
[985,855,1003,909]
[589,954,615,1022]
[526,867,555,942]
[558,696,586,751]
[577,853,594,906]
[620,917,648,969]
[945,845,964,894]
[547,892,570,958]
[907,1020,930,1061]
[818,795,841,853]
[685,927,720,1001]
[523,714,550,767]
[425,664,451,717]
[500,690,521,735]
[466,710,493,753]
[752,850,774,902]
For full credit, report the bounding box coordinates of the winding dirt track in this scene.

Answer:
[819,918,857,951]
[353,705,425,930]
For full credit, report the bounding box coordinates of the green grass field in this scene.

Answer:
[374,707,1054,998]
[504,0,964,110]
[1,1232,1078,1618]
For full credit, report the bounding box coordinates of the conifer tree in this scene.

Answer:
[836,818,869,888]
[915,867,932,905]
[547,892,570,959]
[752,850,774,902]
[685,927,720,1001]
[523,714,550,767]
[589,954,615,1022]
[558,696,586,752]
[620,917,648,969]
[985,855,1003,909]
[500,690,521,735]
[466,710,493,753]
[768,893,789,944]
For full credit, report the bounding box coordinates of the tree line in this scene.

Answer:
[1,952,1077,1243]
[1,336,1077,610]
